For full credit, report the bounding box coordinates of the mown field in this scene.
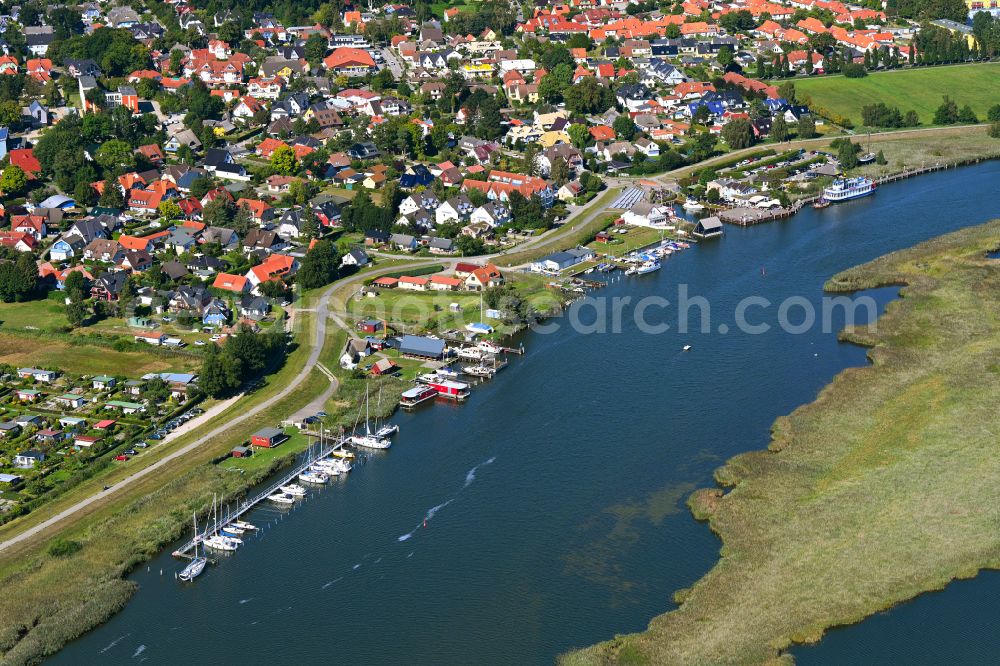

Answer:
[564,220,1000,665]
[796,63,1000,127]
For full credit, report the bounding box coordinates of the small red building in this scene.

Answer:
[250,427,287,448]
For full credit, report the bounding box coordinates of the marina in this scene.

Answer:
[50,162,1000,666]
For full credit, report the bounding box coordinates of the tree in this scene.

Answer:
[99,180,124,207]
[270,144,298,175]
[301,207,319,240]
[721,118,755,149]
[563,77,613,114]
[903,110,920,127]
[95,139,134,173]
[933,96,959,125]
[456,235,487,256]
[691,105,711,125]
[297,240,340,289]
[612,114,637,141]
[797,115,817,139]
[988,121,1000,139]
[64,270,87,303]
[836,139,860,169]
[0,100,20,126]
[0,165,27,195]
[770,115,789,142]
[875,150,887,165]
[158,200,182,221]
[304,33,328,66]
[66,301,88,328]
[549,156,570,185]
[568,123,591,149]
[957,104,978,123]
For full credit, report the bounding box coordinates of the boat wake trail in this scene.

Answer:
[239,598,253,605]
[321,576,344,590]
[99,634,130,654]
[132,645,146,658]
[398,455,497,541]
[464,456,496,488]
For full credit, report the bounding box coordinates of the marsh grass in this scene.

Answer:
[564,220,1000,665]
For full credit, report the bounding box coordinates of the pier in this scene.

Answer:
[171,434,349,560]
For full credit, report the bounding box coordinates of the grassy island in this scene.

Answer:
[565,219,1000,665]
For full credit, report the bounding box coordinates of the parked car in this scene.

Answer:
[124,448,137,456]
[114,454,130,461]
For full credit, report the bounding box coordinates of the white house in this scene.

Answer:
[621,202,671,227]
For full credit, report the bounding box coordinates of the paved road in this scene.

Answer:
[0,279,342,554]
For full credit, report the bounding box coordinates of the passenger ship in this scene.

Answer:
[821,176,876,202]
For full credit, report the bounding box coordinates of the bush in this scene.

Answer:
[47,538,82,557]
[988,122,1000,139]
[842,63,867,78]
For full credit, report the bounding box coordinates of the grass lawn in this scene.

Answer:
[0,332,200,376]
[345,272,563,335]
[0,299,67,331]
[796,63,1000,127]
[565,219,1000,665]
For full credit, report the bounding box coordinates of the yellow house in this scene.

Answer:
[538,130,571,148]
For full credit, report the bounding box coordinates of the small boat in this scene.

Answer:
[436,365,460,378]
[456,346,488,361]
[223,524,246,534]
[624,266,637,276]
[269,491,297,503]
[635,260,661,275]
[812,198,831,209]
[311,463,341,477]
[202,535,238,551]
[351,434,391,449]
[219,529,243,543]
[280,484,306,496]
[400,385,438,409]
[477,340,503,355]
[331,448,355,459]
[299,470,329,484]
[683,345,692,352]
[683,200,705,211]
[463,365,495,378]
[416,372,441,384]
[232,521,256,530]
[179,556,206,582]
[375,424,398,438]
[179,513,207,582]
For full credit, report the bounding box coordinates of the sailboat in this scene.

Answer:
[350,385,391,449]
[179,513,207,582]
[372,386,399,439]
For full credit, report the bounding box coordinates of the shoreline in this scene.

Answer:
[1,148,997,665]
[563,218,1000,664]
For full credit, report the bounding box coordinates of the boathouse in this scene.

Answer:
[251,427,287,448]
[398,335,446,360]
[693,216,723,238]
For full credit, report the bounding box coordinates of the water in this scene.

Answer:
[52,162,1000,665]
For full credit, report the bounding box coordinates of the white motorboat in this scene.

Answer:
[683,200,705,211]
[463,365,495,378]
[232,521,256,530]
[477,340,503,355]
[683,345,692,352]
[298,471,328,484]
[456,346,488,361]
[223,524,246,534]
[202,535,238,551]
[375,423,399,438]
[436,366,460,378]
[635,260,661,275]
[280,484,306,496]
[269,492,297,504]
